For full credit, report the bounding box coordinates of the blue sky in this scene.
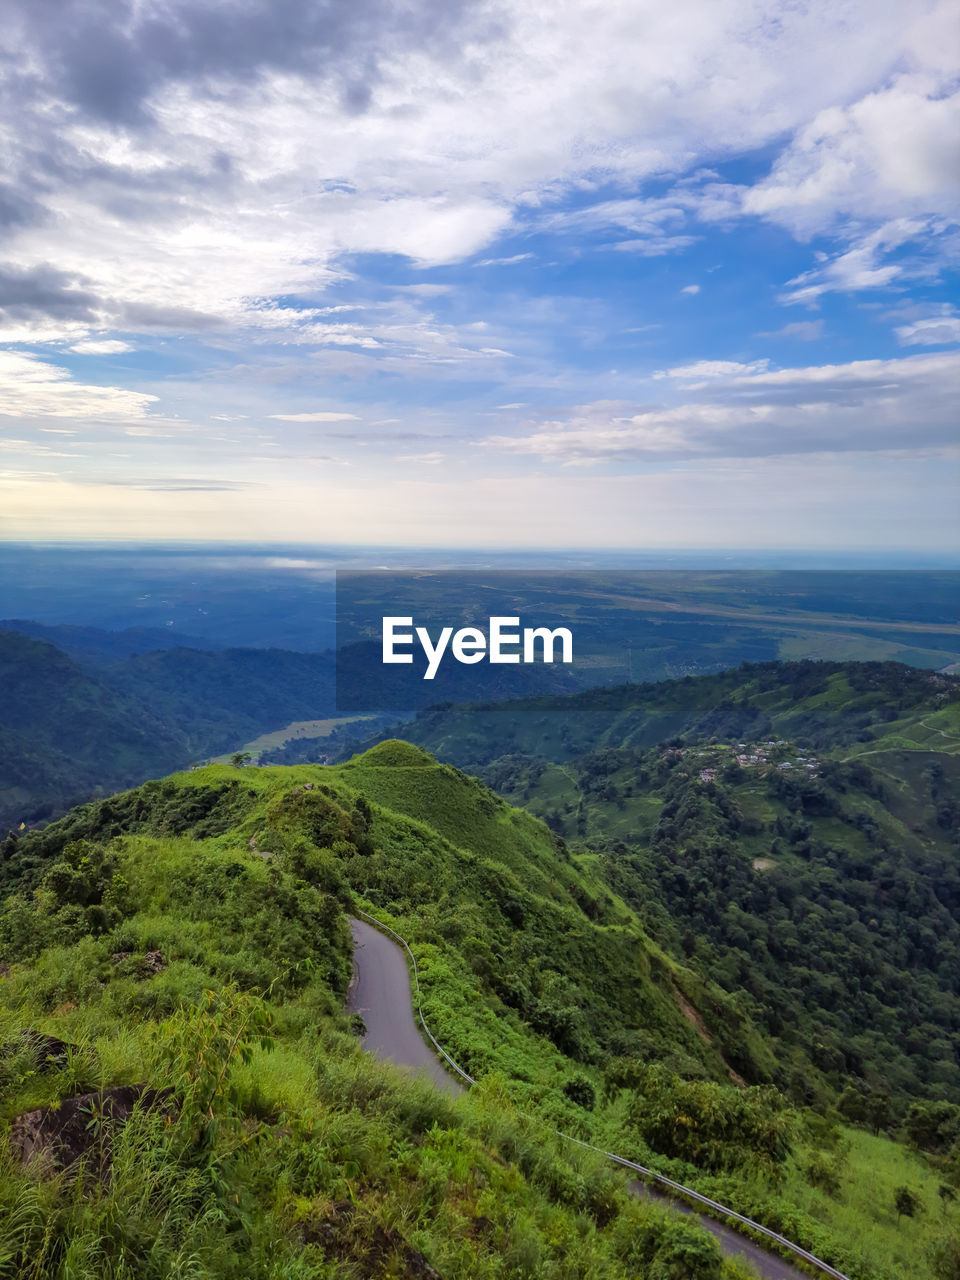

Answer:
[0,0,957,550]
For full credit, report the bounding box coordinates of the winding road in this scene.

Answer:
[347,917,819,1280]
[348,918,463,1097]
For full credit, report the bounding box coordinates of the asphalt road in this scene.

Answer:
[348,916,815,1280]
[348,918,464,1096]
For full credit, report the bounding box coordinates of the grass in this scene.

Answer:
[0,814,741,1280]
[779,1128,960,1279]
[3,721,958,1278]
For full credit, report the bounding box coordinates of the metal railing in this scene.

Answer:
[355,908,852,1280]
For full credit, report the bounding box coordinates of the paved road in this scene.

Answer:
[348,917,813,1280]
[348,918,463,1096]
[630,1181,811,1279]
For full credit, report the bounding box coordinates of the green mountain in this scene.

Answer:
[360,662,960,1111]
[0,630,190,828]
[0,630,337,828]
[389,659,958,766]
[2,726,958,1278]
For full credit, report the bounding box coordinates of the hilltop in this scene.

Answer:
[0,749,756,1280]
[2,731,959,1278]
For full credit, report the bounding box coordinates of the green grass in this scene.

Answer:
[3,689,959,1279]
[779,1128,960,1279]
[0,809,741,1280]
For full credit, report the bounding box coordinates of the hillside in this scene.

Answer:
[2,746,958,1278]
[0,619,222,662]
[101,646,336,753]
[391,660,957,767]
[1,746,752,1088]
[0,630,190,828]
[0,755,762,1280]
[360,663,960,1112]
[0,631,337,828]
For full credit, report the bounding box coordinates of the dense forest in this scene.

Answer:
[381,663,960,1118]
[0,629,338,827]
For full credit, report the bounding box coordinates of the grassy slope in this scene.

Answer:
[0,768,751,1280]
[4,747,957,1278]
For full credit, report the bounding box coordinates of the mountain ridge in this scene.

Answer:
[2,739,957,1277]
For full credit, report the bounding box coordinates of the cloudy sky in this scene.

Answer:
[0,0,957,550]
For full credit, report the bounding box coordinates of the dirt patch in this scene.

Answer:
[672,985,747,1088]
[12,1085,175,1176]
[249,831,270,859]
[300,1199,443,1277]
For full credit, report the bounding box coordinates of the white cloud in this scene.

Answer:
[0,350,157,419]
[69,339,134,355]
[268,412,361,422]
[896,307,960,346]
[396,451,446,465]
[779,218,932,303]
[474,253,534,267]
[742,74,960,236]
[757,320,824,341]
[614,236,697,256]
[479,353,960,464]
[680,284,700,295]
[2,0,955,345]
[654,360,770,380]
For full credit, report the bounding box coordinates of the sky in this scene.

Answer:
[0,0,957,551]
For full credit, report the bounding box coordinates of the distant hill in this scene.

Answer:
[382,659,956,765]
[0,630,336,828]
[101,645,336,753]
[0,630,190,826]
[0,618,222,662]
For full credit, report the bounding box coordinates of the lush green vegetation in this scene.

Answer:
[4,713,959,1278]
[0,629,337,829]
[377,663,960,1108]
[0,763,762,1280]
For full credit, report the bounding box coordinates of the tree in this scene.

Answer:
[940,1184,958,1215]
[906,1100,960,1153]
[649,1218,723,1280]
[866,1091,892,1135]
[562,1076,596,1110]
[894,1185,922,1222]
[230,751,251,768]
